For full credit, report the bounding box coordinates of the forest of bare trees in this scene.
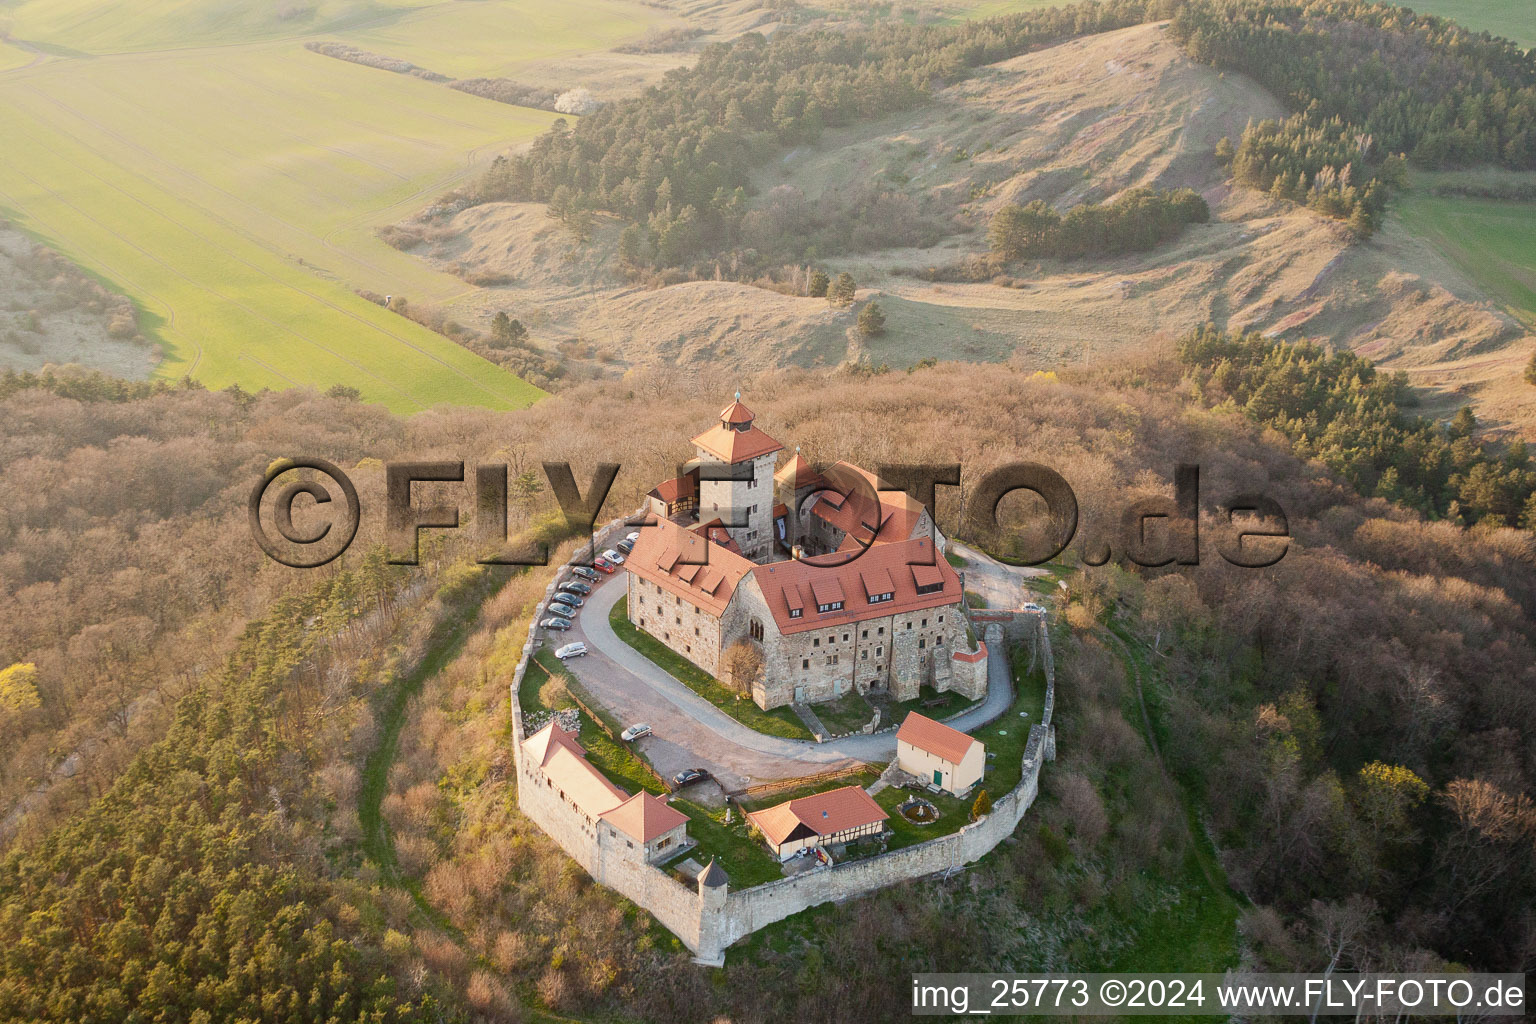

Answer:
[3,350,1530,1020]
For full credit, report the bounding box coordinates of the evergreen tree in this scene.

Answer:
[857,300,886,337]
[971,789,992,821]
[808,269,829,297]
[828,272,857,307]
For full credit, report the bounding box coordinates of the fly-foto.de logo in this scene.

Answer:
[249,458,1290,570]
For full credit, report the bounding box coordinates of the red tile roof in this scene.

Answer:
[600,791,688,843]
[719,399,755,425]
[522,721,587,768]
[806,462,927,547]
[746,785,888,847]
[691,422,785,465]
[750,535,961,634]
[626,516,756,616]
[775,451,826,493]
[530,740,630,821]
[650,474,696,504]
[897,712,982,765]
[952,641,988,664]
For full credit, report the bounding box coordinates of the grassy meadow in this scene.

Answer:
[1395,1,1536,46]
[1397,194,1536,327]
[0,0,665,410]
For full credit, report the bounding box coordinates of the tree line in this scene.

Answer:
[1177,324,1536,529]
[1172,0,1536,232]
[989,187,1209,261]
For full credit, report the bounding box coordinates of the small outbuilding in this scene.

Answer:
[896,712,985,796]
[746,784,888,860]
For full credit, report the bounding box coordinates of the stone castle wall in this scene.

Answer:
[510,515,1057,965]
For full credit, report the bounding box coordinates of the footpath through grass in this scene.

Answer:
[609,595,812,740]
[359,567,513,930]
[1099,621,1244,976]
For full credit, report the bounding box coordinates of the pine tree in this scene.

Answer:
[808,269,829,297]
[1525,348,1536,386]
[970,789,992,821]
[857,301,886,337]
[828,272,856,307]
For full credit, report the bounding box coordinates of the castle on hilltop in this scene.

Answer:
[626,396,989,711]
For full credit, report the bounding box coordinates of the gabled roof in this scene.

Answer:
[749,535,961,634]
[746,785,888,846]
[600,791,688,843]
[626,516,756,617]
[694,518,743,555]
[897,712,983,765]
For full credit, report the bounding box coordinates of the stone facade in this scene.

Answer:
[697,449,778,561]
[628,571,732,678]
[723,573,976,707]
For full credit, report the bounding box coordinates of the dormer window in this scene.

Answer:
[816,601,843,613]
[868,591,893,604]
[789,608,802,618]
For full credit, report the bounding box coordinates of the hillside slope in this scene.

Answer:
[415,20,1536,432]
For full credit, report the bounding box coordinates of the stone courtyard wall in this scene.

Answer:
[509,514,1058,964]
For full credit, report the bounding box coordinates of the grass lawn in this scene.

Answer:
[812,691,875,735]
[670,797,784,888]
[1396,193,1536,328]
[874,786,973,850]
[0,44,555,411]
[969,644,1049,796]
[944,549,968,568]
[608,596,813,741]
[873,685,978,730]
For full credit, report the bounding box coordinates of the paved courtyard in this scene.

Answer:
[550,559,1028,792]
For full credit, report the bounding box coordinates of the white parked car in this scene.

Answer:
[625,531,640,543]
[620,723,652,742]
[555,642,588,660]
[1021,602,1046,614]
[601,548,625,564]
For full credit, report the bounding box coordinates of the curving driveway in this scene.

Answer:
[553,566,1018,791]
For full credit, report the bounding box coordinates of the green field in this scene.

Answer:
[1397,194,1536,327]
[1393,1,1536,47]
[953,0,1536,44]
[951,0,1070,20]
[0,0,665,411]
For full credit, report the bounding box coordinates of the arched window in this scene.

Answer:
[749,618,765,642]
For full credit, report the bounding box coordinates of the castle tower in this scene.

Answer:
[694,857,730,966]
[690,393,783,560]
